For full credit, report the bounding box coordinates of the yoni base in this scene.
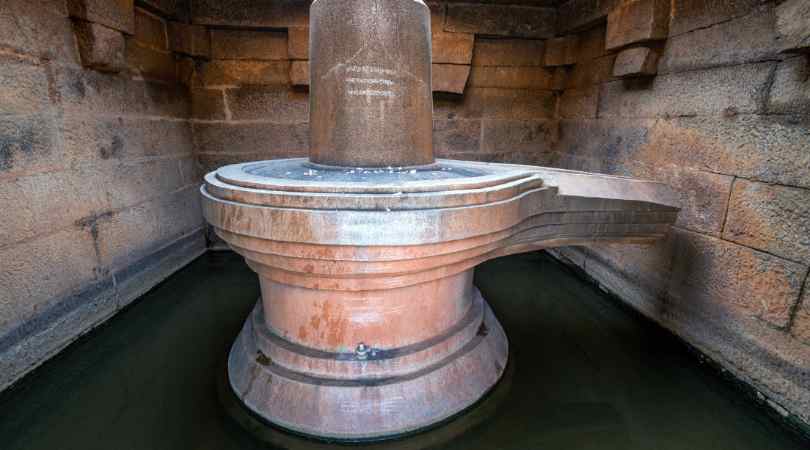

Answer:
[226,292,508,441]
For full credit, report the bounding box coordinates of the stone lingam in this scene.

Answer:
[201,0,680,441]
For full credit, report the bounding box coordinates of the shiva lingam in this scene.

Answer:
[201,0,680,441]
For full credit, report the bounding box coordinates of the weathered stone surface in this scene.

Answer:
[126,39,176,82]
[565,54,616,88]
[468,66,555,89]
[668,229,806,329]
[0,55,51,117]
[0,0,79,64]
[67,0,135,35]
[552,117,654,174]
[558,0,618,33]
[176,56,195,86]
[56,66,190,117]
[96,201,160,270]
[472,38,545,67]
[210,29,288,61]
[658,6,778,74]
[791,279,810,344]
[768,55,810,115]
[0,113,61,177]
[575,23,608,62]
[169,22,210,58]
[432,31,474,65]
[432,119,481,156]
[481,119,557,154]
[192,0,308,28]
[432,64,470,94]
[105,159,186,209]
[289,61,309,87]
[196,60,290,87]
[192,122,309,156]
[445,3,556,38]
[613,46,658,77]
[134,7,166,50]
[669,0,762,36]
[775,0,810,53]
[225,86,308,121]
[723,180,810,263]
[287,27,309,60]
[140,0,186,19]
[551,66,569,90]
[545,35,578,66]
[605,0,669,51]
[155,186,204,244]
[73,21,127,73]
[559,86,599,118]
[434,87,556,119]
[599,62,774,118]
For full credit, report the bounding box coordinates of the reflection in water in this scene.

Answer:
[0,252,805,450]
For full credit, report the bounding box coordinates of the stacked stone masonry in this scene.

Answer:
[1,0,809,436]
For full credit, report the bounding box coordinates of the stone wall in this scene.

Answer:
[0,0,205,390]
[547,0,810,431]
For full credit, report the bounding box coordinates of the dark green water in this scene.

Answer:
[0,252,805,450]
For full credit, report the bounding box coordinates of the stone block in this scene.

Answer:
[432,119,481,156]
[176,56,195,86]
[191,88,226,120]
[192,122,309,157]
[0,0,80,64]
[192,0,308,28]
[658,6,778,74]
[169,22,210,58]
[155,186,204,244]
[134,7,166,50]
[126,39,176,82]
[434,87,556,119]
[225,86,308,122]
[669,0,762,36]
[612,46,658,77]
[140,0,188,21]
[551,66,569,90]
[553,118,654,174]
[67,0,135,35]
[598,62,773,118]
[0,113,61,177]
[575,24,608,62]
[558,0,618,33]
[56,66,190,117]
[565,54,616,88]
[545,35,578,66]
[210,29,288,61]
[290,61,309,87]
[472,38,545,67]
[96,200,161,270]
[723,179,810,263]
[481,119,557,155]
[668,229,805,329]
[196,60,290,86]
[73,21,127,73]
[0,55,51,116]
[432,64,471,94]
[768,56,810,115]
[432,31,474,65]
[468,66,555,89]
[104,158,186,209]
[445,4,556,38]
[559,86,599,118]
[791,280,810,344]
[288,27,309,60]
[776,0,810,53]
[605,0,669,51]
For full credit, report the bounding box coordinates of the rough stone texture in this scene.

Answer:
[792,279,810,344]
[134,7,166,51]
[612,46,659,77]
[658,5,778,74]
[67,0,135,35]
[169,22,211,58]
[723,180,810,263]
[432,119,481,156]
[768,55,810,115]
[445,3,557,38]
[545,35,578,66]
[287,27,309,60]
[434,87,556,119]
[472,38,545,67]
[126,39,176,82]
[192,0,308,28]
[192,122,309,157]
[605,0,670,51]
[0,0,80,64]
[669,0,762,37]
[73,21,127,73]
[432,30,474,65]
[558,86,599,118]
[481,119,557,155]
[775,0,810,53]
[575,24,608,62]
[289,61,309,87]
[140,0,187,20]
[224,86,308,122]
[210,29,288,61]
[432,64,471,94]
[565,54,616,88]
[468,66,555,89]
[196,60,290,87]
[599,62,774,118]
[558,0,618,33]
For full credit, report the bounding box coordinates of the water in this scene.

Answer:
[0,251,805,450]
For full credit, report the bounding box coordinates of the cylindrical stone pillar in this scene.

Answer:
[308,0,434,167]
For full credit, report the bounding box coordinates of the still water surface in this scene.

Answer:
[0,251,805,450]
